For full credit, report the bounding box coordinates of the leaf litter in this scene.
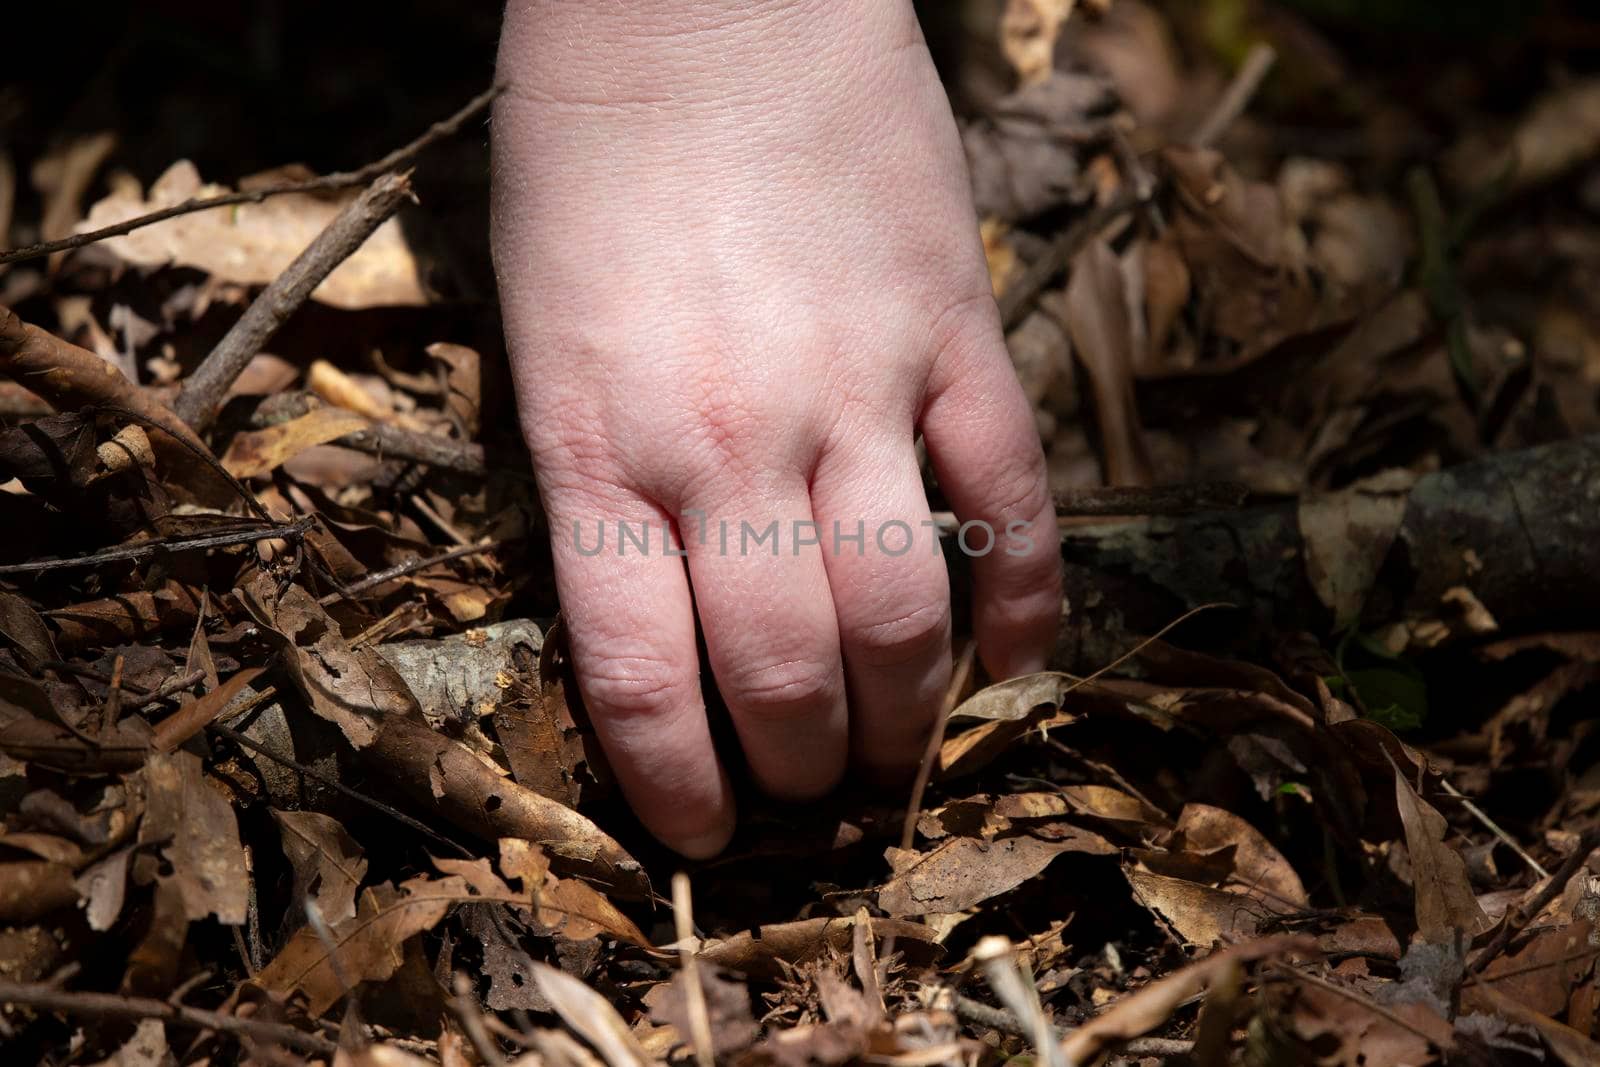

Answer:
[1,2,1600,1065]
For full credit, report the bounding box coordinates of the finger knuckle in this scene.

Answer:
[721,654,840,721]
[581,653,688,720]
[850,596,951,668]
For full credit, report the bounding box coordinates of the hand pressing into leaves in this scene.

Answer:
[491,0,1061,857]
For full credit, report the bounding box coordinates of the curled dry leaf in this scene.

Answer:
[81,160,425,309]
[879,829,1116,916]
[220,407,370,480]
[1391,762,1491,943]
[1062,237,1154,485]
[136,750,248,925]
[367,714,646,900]
[238,573,420,748]
[532,961,657,1067]
[256,870,519,1016]
[272,809,368,925]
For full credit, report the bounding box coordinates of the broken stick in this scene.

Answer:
[176,172,414,431]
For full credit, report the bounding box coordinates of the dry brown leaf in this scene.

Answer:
[221,407,370,479]
[238,574,420,748]
[367,714,646,899]
[271,810,368,925]
[532,961,657,1067]
[1000,0,1077,86]
[1062,237,1154,485]
[307,359,393,420]
[1060,936,1314,1063]
[698,916,941,980]
[1173,802,1308,907]
[1125,867,1280,947]
[136,750,248,925]
[960,72,1113,222]
[81,160,425,309]
[1392,762,1491,943]
[879,830,1114,917]
[256,871,507,1015]
[1298,469,1416,626]
[1448,78,1600,191]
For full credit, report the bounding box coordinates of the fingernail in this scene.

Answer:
[673,826,733,860]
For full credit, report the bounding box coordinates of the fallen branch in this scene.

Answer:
[1468,829,1600,977]
[0,980,336,1056]
[1190,43,1278,150]
[337,419,488,475]
[0,85,499,267]
[176,172,415,431]
[1051,435,1600,671]
[0,517,312,575]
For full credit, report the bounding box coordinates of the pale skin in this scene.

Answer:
[491,0,1062,857]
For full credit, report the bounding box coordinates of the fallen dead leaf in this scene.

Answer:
[81,160,425,309]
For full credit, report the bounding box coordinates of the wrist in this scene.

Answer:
[496,0,918,111]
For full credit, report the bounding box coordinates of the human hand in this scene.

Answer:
[491,0,1061,857]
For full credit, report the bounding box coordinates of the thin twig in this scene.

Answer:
[1190,43,1278,150]
[337,420,490,475]
[998,192,1138,332]
[318,539,504,606]
[450,973,507,1067]
[672,873,715,1067]
[900,641,976,851]
[1439,778,1549,879]
[207,720,472,858]
[0,85,500,266]
[176,172,414,430]
[0,980,337,1055]
[1468,829,1600,977]
[0,517,313,575]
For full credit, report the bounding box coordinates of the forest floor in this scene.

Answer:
[1,2,1599,1065]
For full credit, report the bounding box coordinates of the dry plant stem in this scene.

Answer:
[450,973,507,1067]
[176,172,414,431]
[951,999,1197,1059]
[672,873,715,1067]
[1190,43,1279,150]
[0,517,314,575]
[0,980,337,1055]
[1439,779,1549,878]
[1468,829,1600,977]
[338,420,489,475]
[901,641,977,851]
[974,937,1065,1067]
[0,85,500,266]
[319,539,503,605]
[998,193,1138,331]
